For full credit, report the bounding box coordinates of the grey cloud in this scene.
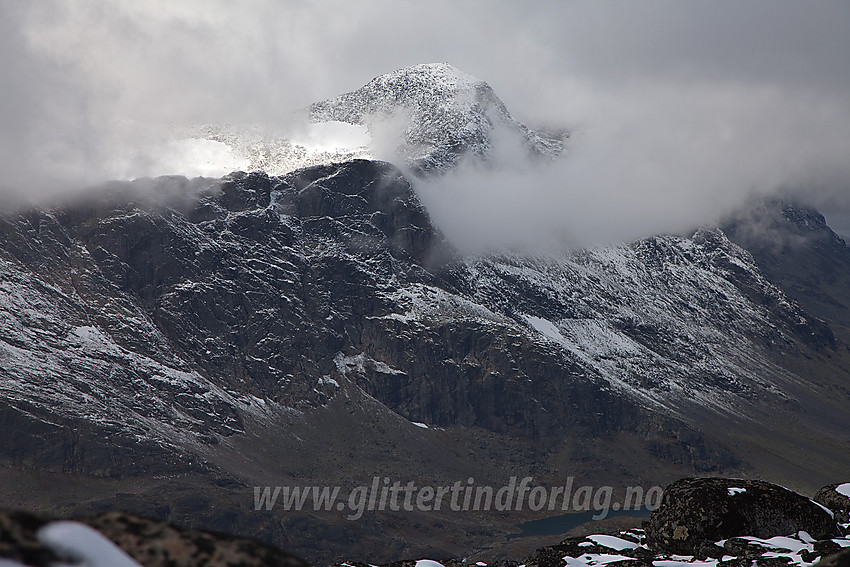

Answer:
[0,0,847,246]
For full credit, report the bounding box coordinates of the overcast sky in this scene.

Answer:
[1,0,848,242]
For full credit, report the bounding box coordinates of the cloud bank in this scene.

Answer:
[415,81,850,250]
[0,0,848,244]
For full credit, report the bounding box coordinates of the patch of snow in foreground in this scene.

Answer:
[653,559,722,567]
[836,483,850,497]
[37,521,142,567]
[412,421,429,429]
[567,554,637,566]
[401,525,847,567]
[739,535,811,553]
[586,535,641,550]
[727,487,746,496]
[555,526,850,567]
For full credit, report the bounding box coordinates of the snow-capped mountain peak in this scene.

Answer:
[138,63,564,178]
[313,63,488,123]
[309,62,565,173]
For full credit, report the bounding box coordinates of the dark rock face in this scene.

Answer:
[723,198,850,330]
[815,484,850,523]
[645,478,839,554]
[1,158,783,477]
[0,159,450,475]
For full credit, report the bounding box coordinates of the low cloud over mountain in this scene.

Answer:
[1,1,848,245]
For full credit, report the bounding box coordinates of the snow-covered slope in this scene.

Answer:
[438,229,831,418]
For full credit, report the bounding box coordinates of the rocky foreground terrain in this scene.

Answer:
[1,478,849,567]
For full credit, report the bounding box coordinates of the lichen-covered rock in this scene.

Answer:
[645,478,839,554]
[84,511,310,567]
[0,510,56,567]
[814,548,850,567]
[0,509,311,567]
[523,534,654,567]
[815,484,850,523]
[331,516,850,567]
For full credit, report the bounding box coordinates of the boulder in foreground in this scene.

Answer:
[0,509,311,567]
[815,483,850,524]
[645,477,839,554]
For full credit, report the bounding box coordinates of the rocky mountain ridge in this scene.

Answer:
[1,161,842,471]
[2,159,850,562]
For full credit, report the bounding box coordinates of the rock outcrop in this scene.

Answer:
[0,509,310,567]
[816,484,850,524]
[815,548,850,567]
[645,478,839,555]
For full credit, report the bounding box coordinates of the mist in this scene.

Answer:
[414,81,850,251]
[0,0,848,245]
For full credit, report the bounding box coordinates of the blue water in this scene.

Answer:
[518,508,651,537]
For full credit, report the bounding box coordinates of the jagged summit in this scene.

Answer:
[168,64,565,177]
[313,63,487,122]
[309,62,565,173]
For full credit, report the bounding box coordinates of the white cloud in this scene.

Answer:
[0,0,847,246]
[288,122,371,153]
[416,79,850,250]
